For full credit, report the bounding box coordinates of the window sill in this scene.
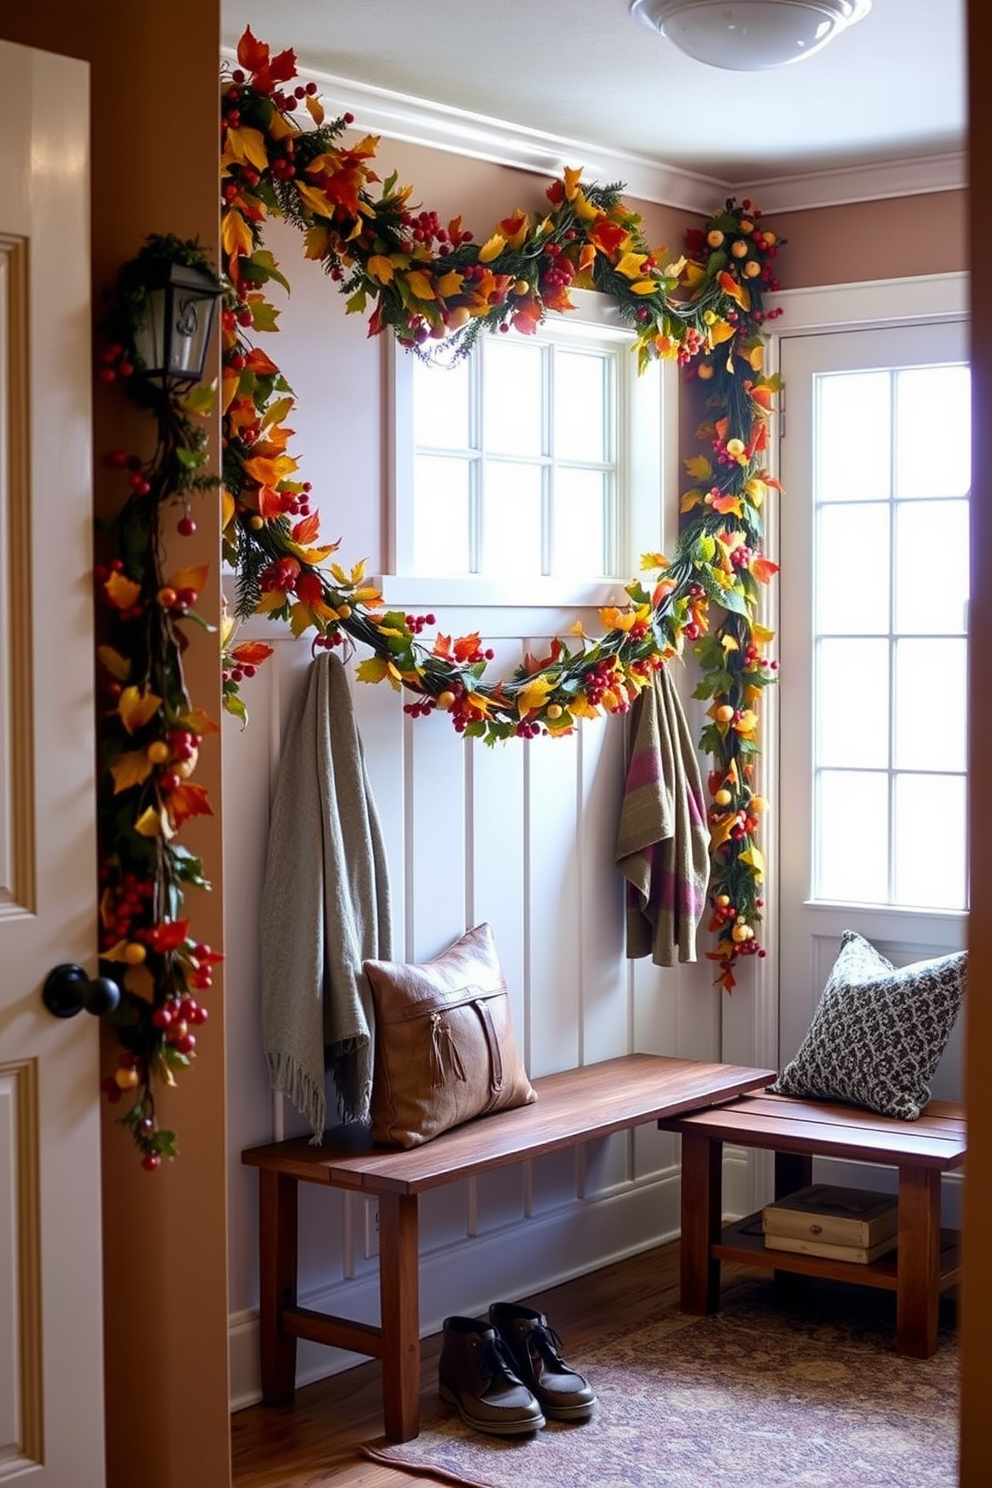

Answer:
[373,575,627,610]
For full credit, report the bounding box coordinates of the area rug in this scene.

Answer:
[362,1279,958,1488]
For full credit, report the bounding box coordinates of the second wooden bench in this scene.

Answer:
[658,1088,966,1358]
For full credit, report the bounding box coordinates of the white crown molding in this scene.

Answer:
[221,49,966,216]
[739,151,967,214]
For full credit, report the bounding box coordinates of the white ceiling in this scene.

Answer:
[221,0,967,206]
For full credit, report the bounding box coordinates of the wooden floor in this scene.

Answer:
[231,1238,719,1488]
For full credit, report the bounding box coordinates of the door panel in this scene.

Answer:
[0,42,104,1487]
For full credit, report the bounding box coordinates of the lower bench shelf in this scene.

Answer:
[715,1212,962,1293]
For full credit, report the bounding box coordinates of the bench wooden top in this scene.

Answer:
[658,1090,967,1170]
[242,1053,775,1196]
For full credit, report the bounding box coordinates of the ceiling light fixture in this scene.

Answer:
[630,0,872,71]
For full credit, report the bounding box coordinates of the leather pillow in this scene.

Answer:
[364,923,537,1148]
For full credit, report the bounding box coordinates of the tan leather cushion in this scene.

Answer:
[365,923,537,1148]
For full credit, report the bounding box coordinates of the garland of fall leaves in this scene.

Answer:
[95,25,784,1164]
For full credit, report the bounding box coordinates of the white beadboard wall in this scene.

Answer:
[222,212,729,1409]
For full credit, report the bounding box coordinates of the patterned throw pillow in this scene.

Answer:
[769,930,967,1120]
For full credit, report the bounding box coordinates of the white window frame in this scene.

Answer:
[382,288,677,610]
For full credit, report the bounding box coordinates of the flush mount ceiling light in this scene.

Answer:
[630,0,872,70]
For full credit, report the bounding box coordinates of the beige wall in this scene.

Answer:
[774,190,967,287]
[0,5,229,1487]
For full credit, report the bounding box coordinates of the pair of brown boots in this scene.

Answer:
[438,1301,597,1436]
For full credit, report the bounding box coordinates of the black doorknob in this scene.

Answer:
[42,964,121,1019]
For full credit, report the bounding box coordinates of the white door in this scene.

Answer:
[778,319,969,1104]
[0,41,105,1488]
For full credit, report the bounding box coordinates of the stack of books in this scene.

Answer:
[761,1183,899,1264]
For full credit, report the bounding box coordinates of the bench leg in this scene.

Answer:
[679,1128,723,1315]
[258,1168,299,1406]
[896,1165,941,1358]
[774,1150,813,1199]
[378,1191,421,1442]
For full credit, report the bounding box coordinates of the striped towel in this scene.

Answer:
[615,667,710,966]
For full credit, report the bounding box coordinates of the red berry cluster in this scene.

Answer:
[259,556,301,593]
[403,696,436,719]
[313,627,344,650]
[96,342,134,384]
[581,659,623,709]
[538,242,575,293]
[99,871,155,950]
[405,611,436,634]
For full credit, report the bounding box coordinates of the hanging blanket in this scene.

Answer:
[615,667,710,966]
[260,651,392,1140]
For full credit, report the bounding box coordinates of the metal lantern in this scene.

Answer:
[132,260,223,387]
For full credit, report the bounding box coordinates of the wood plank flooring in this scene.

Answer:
[231,1240,751,1488]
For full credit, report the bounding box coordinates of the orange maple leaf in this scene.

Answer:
[168,782,214,831]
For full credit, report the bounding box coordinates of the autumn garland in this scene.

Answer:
[94,31,785,1173]
[218,29,784,993]
[94,236,226,1167]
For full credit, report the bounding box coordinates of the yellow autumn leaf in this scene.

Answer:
[569,620,586,638]
[477,233,506,263]
[465,692,494,717]
[709,813,738,850]
[615,252,648,281]
[744,342,764,372]
[733,709,759,736]
[682,261,707,289]
[165,563,210,594]
[680,489,704,514]
[366,254,397,285]
[630,280,657,295]
[124,963,156,1003]
[178,707,220,736]
[569,693,601,720]
[436,269,464,298]
[353,585,383,605]
[350,559,367,585]
[743,477,767,508]
[243,453,298,485]
[221,208,254,262]
[105,571,141,611]
[305,94,325,127]
[514,674,558,716]
[291,543,339,565]
[599,606,636,633]
[404,269,435,301]
[295,181,337,219]
[110,749,154,794]
[684,455,713,480]
[330,563,349,585]
[709,319,736,346]
[753,623,776,646]
[224,125,270,172]
[118,686,162,735]
[356,656,402,689]
[288,603,316,639]
[262,396,295,431]
[640,552,669,572]
[256,591,287,615]
[738,845,765,881]
[134,805,165,838]
[570,190,599,223]
[304,225,335,260]
[562,167,583,200]
[97,645,131,682]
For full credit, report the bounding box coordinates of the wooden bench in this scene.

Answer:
[241,1052,774,1441]
[657,1089,967,1358]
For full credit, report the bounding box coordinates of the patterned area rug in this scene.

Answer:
[363,1279,958,1488]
